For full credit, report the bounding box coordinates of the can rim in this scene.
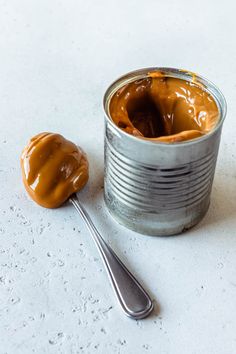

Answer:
[103,67,227,147]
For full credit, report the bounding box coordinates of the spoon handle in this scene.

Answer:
[69,194,153,320]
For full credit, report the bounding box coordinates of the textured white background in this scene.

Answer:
[0,0,236,353]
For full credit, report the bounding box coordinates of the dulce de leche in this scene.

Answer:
[109,72,219,143]
[21,132,89,208]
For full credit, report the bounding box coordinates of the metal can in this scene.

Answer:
[103,68,226,236]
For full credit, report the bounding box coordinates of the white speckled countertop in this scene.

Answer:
[0,0,236,353]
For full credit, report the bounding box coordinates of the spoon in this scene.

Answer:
[21,132,153,319]
[70,194,153,319]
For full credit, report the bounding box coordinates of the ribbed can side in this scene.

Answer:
[104,126,221,236]
[105,139,217,212]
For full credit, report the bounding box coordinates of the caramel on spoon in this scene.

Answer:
[21,132,153,319]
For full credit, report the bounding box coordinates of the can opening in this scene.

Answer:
[108,73,220,143]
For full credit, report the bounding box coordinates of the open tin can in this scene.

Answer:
[103,68,226,236]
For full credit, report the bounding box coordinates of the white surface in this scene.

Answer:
[0,0,236,353]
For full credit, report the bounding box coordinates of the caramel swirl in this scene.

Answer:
[21,132,89,208]
[109,73,219,142]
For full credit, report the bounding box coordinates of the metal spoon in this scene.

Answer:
[69,194,153,320]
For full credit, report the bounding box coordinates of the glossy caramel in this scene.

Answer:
[21,132,89,208]
[109,73,219,142]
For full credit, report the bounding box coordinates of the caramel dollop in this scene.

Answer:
[21,132,89,208]
[109,73,219,142]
